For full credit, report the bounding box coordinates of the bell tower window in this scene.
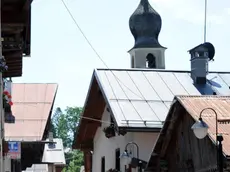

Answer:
[146,53,156,68]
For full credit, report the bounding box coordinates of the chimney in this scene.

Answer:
[188,42,215,85]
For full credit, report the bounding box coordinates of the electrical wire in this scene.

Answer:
[80,116,112,125]
[60,0,143,100]
[60,0,163,124]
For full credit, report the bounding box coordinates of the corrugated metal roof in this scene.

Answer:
[42,138,66,165]
[95,69,230,128]
[177,96,230,156]
[5,83,58,141]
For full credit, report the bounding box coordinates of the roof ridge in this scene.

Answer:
[95,68,230,73]
[177,95,230,99]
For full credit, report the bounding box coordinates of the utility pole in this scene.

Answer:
[204,0,207,42]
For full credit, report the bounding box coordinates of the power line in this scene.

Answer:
[60,0,107,68]
[80,116,112,124]
[60,0,162,122]
[60,0,143,100]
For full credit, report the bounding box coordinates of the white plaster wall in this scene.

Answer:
[4,157,11,172]
[92,107,159,172]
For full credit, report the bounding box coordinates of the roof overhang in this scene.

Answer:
[2,0,33,77]
[73,71,106,150]
[5,83,58,141]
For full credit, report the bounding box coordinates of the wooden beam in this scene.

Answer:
[6,61,22,66]
[3,72,22,78]
[22,0,32,10]
[84,151,92,172]
[3,51,23,57]
[2,10,28,24]
[6,60,22,64]
[80,139,93,150]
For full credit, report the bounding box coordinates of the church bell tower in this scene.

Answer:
[128,0,166,69]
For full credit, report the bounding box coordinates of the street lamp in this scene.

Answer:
[120,149,131,166]
[191,107,223,172]
[120,142,142,172]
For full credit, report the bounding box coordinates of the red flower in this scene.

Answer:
[7,95,12,99]
[9,101,13,106]
[3,91,9,95]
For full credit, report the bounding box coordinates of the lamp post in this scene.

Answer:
[191,107,223,172]
[120,142,142,172]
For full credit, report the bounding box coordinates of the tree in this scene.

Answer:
[51,106,84,172]
[62,150,84,172]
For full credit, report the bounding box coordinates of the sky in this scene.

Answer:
[13,0,230,109]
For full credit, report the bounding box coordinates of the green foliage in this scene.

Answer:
[51,106,84,172]
[62,150,84,172]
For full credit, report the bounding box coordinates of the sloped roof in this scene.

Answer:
[146,95,230,170]
[177,95,230,156]
[5,83,58,141]
[95,68,230,128]
[42,138,66,165]
[74,68,230,149]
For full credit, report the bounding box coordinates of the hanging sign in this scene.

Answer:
[7,141,21,159]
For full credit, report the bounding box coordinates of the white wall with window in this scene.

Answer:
[92,107,159,172]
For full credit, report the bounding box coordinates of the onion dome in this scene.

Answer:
[129,0,164,49]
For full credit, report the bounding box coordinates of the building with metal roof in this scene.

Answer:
[73,0,230,171]
[42,138,66,167]
[4,83,58,171]
[74,68,230,148]
[146,95,230,171]
[5,83,58,141]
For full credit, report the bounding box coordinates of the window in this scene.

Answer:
[101,156,105,172]
[115,148,120,170]
[146,53,156,68]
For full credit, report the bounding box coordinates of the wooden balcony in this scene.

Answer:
[2,0,33,77]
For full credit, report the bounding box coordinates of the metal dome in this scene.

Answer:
[129,0,164,49]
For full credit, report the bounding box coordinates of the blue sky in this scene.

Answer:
[14,0,230,109]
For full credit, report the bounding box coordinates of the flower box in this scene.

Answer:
[103,125,116,138]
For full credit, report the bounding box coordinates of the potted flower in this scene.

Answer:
[3,90,13,111]
[3,90,15,123]
[103,125,116,138]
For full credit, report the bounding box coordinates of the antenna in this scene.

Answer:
[204,0,207,42]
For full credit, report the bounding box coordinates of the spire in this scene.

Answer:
[129,0,164,49]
